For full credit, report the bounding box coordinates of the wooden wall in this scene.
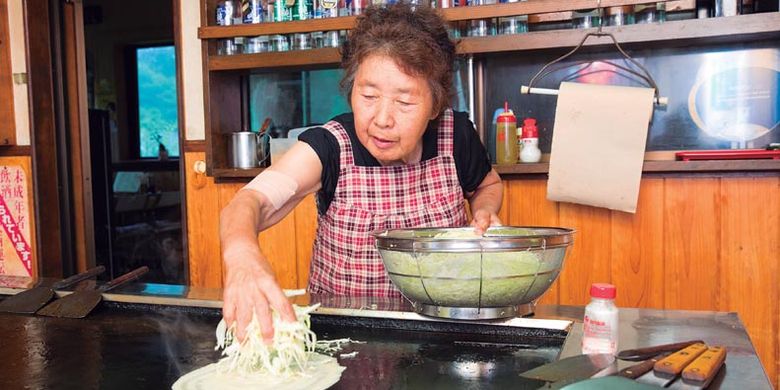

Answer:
[185,150,779,386]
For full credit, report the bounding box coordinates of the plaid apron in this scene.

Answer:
[308,109,468,296]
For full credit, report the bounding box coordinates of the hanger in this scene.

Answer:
[520,0,668,106]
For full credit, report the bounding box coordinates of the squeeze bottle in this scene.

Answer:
[495,102,518,165]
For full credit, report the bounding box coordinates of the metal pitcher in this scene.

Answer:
[229,131,269,169]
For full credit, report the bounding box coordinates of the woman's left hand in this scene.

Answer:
[471,209,502,235]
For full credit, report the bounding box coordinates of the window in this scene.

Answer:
[133,45,179,158]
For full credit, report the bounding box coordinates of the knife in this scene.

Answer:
[666,346,727,389]
[542,351,670,389]
[636,343,708,387]
[617,340,704,362]
[519,353,615,386]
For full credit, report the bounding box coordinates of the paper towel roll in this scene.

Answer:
[547,82,655,213]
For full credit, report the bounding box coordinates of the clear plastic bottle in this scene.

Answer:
[582,283,619,355]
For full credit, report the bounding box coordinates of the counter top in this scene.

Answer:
[0,286,772,389]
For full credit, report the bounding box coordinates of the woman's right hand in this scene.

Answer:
[221,249,297,343]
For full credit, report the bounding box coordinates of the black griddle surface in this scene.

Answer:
[0,300,563,389]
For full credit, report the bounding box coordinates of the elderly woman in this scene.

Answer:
[220,2,503,340]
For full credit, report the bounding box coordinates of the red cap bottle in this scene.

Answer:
[522,118,538,139]
[590,283,617,299]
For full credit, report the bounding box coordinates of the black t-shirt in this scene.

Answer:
[298,111,492,215]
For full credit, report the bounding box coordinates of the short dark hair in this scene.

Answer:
[340,2,456,116]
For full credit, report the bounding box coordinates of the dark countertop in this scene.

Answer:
[0,287,772,389]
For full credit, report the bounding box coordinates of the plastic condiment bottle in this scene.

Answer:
[582,283,619,355]
[519,118,542,163]
[495,102,518,165]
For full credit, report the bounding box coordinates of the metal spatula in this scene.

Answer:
[0,266,106,314]
[519,353,615,386]
[37,266,149,318]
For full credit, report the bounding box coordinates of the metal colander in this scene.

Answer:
[373,226,575,320]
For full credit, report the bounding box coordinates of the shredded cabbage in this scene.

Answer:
[214,304,359,379]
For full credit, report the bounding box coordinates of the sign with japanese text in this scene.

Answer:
[0,164,34,277]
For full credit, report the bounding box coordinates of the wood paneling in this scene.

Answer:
[251,189,300,290]
[505,179,560,305]
[293,195,317,289]
[558,203,612,305]
[611,178,664,308]
[184,152,223,288]
[720,177,779,386]
[0,0,16,146]
[25,0,66,278]
[663,179,721,311]
[63,1,93,271]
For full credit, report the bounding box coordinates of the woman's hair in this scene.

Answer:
[340,2,456,116]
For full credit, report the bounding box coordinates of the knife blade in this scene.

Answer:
[636,343,708,387]
[541,352,669,389]
[617,340,704,362]
[519,353,615,383]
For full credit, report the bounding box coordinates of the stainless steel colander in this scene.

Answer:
[373,226,575,320]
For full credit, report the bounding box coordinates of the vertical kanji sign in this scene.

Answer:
[0,164,33,277]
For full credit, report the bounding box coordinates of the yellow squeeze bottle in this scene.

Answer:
[495,101,518,165]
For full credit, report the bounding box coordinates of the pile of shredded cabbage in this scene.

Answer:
[214,303,355,379]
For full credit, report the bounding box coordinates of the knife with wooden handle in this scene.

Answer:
[654,343,708,375]
[615,353,671,379]
[682,346,727,382]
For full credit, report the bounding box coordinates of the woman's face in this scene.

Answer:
[351,54,437,166]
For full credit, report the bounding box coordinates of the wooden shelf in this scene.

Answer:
[203,12,780,71]
[208,48,341,71]
[440,0,693,22]
[458,12,780,54]
[199,16,356,38]
[494,159,780,175]
[198,0,695,38]
[211,167,264,178]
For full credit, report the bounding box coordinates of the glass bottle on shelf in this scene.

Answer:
[468,0,497,37]
[270,34,290,52]
[291,33,313,50]
[635,2,666,24]
[605,5,634,26]
[571,8,602,29]
[242,0,265,23]
[292,0,314,20]
[271,0,293,21]
[216,0,241,55]
[245,35,270,53]
[498,0,528,35]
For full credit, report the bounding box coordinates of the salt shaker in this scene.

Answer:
[582,283,619,356]
[519,118,541,163]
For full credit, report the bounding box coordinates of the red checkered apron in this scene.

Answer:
[308,109,468,296]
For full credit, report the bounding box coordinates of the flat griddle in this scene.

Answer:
[0,299,568,389]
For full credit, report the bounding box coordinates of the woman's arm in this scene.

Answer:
[466,168,503,234]
[220,141,322,342]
